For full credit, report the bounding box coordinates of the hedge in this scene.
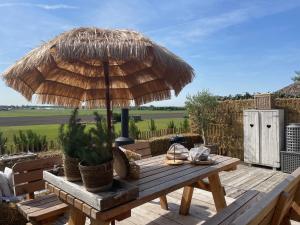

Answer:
[149,133,202,156]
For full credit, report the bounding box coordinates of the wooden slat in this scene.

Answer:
[231,167,300,225]
[138,156,230,191]
[14,180,45,196]
[27,202,68,222]
[13,169,43,185]
[12,156,62,173]
[203,190,261,225]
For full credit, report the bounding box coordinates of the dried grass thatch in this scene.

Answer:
[2,27,194,108]
[276,81,300,97]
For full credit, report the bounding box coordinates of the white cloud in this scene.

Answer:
[145,1,300,47]
[0,3,78,10]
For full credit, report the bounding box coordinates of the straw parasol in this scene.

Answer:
[276,81,300,97]
[2,27,195,145]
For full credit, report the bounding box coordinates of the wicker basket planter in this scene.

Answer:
[79,160,113,192]
[254,94,274,109]
[63,155,81,181]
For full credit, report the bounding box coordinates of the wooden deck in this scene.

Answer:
[54,164,299,225]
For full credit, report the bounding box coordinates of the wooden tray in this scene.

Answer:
[43,170,139,211]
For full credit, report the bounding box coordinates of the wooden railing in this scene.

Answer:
[137,127,189,140]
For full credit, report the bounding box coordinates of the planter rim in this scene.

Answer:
[79,160,113,169]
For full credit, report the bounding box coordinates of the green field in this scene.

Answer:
[0,109,186,117]
[0,118,185,146]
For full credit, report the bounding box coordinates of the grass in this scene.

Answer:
[0,118,185,146]
[0,109,186,117]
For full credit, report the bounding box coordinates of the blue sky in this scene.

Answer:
[0,0,300,106]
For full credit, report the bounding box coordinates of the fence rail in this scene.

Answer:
[137,127,189,140]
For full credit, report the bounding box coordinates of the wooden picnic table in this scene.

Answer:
[45,154,240,225]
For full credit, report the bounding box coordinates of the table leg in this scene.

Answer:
[90,218,110,225]
[179,185,194,215]
[160,195,168,210]
[68,206,86,225]
[208,173,227,212]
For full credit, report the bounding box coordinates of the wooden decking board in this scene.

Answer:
[53,164,299,225]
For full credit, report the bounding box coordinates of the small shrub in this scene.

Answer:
[167,120,176,129]
[180,118,190,132]
[13,130,48,152]
[149,133,202,156]
[129,119,140,139]
[148,119,157,131]
[0,132,8,155]
[58,108,88,158]
[112,112,121,122]
[78,112,113,166]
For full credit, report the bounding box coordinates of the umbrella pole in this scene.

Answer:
[103,61,112,150]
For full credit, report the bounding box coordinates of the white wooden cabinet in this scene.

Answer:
[243,109,284,168]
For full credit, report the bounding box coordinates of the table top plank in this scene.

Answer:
[132,156,227,188]
[135,155,224,187]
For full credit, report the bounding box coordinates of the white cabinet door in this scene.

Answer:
[244,110,260,164]
[260,111,280,167]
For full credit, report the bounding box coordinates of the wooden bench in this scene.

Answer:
[12,156,68,225]
[204,167,300,225]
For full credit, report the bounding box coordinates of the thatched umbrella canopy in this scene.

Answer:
[2,27,194,145]
[276,81,300,97]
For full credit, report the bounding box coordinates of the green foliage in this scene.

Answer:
[148,119,157,131]
[78,112,113,166]
[112,112,121,122]
[129,119,140,139]
[58,108,88,158]
[13,130,47,152]
[167,120,176,129]
[292,71,300,82]
[180,118,190,132]
[0,131,8,155]
[185,89,218,145]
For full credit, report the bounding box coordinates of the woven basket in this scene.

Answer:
[128,161,140,179]
[63,155,81,181]
[254,94,274,109]
[0,203,27,225]
[79,160,113,192]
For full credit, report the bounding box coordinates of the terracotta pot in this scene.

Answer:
[63,155,81,181]
[79,160,113,192]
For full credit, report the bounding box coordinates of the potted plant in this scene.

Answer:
[58,108,87,181]
[78,112,113,192]
[185,90,219,154]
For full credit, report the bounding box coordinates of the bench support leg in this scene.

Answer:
[159,195,168,210]
[179,186,194,215]
[68,206,86,225]
[208,173,227,212]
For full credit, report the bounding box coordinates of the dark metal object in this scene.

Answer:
[169,135,186,162]
[121,108,129,137]
[115,108,134,147]
[103,61,112,149]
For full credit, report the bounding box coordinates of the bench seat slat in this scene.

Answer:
[203,190,261,225]
[17,193,67,222]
